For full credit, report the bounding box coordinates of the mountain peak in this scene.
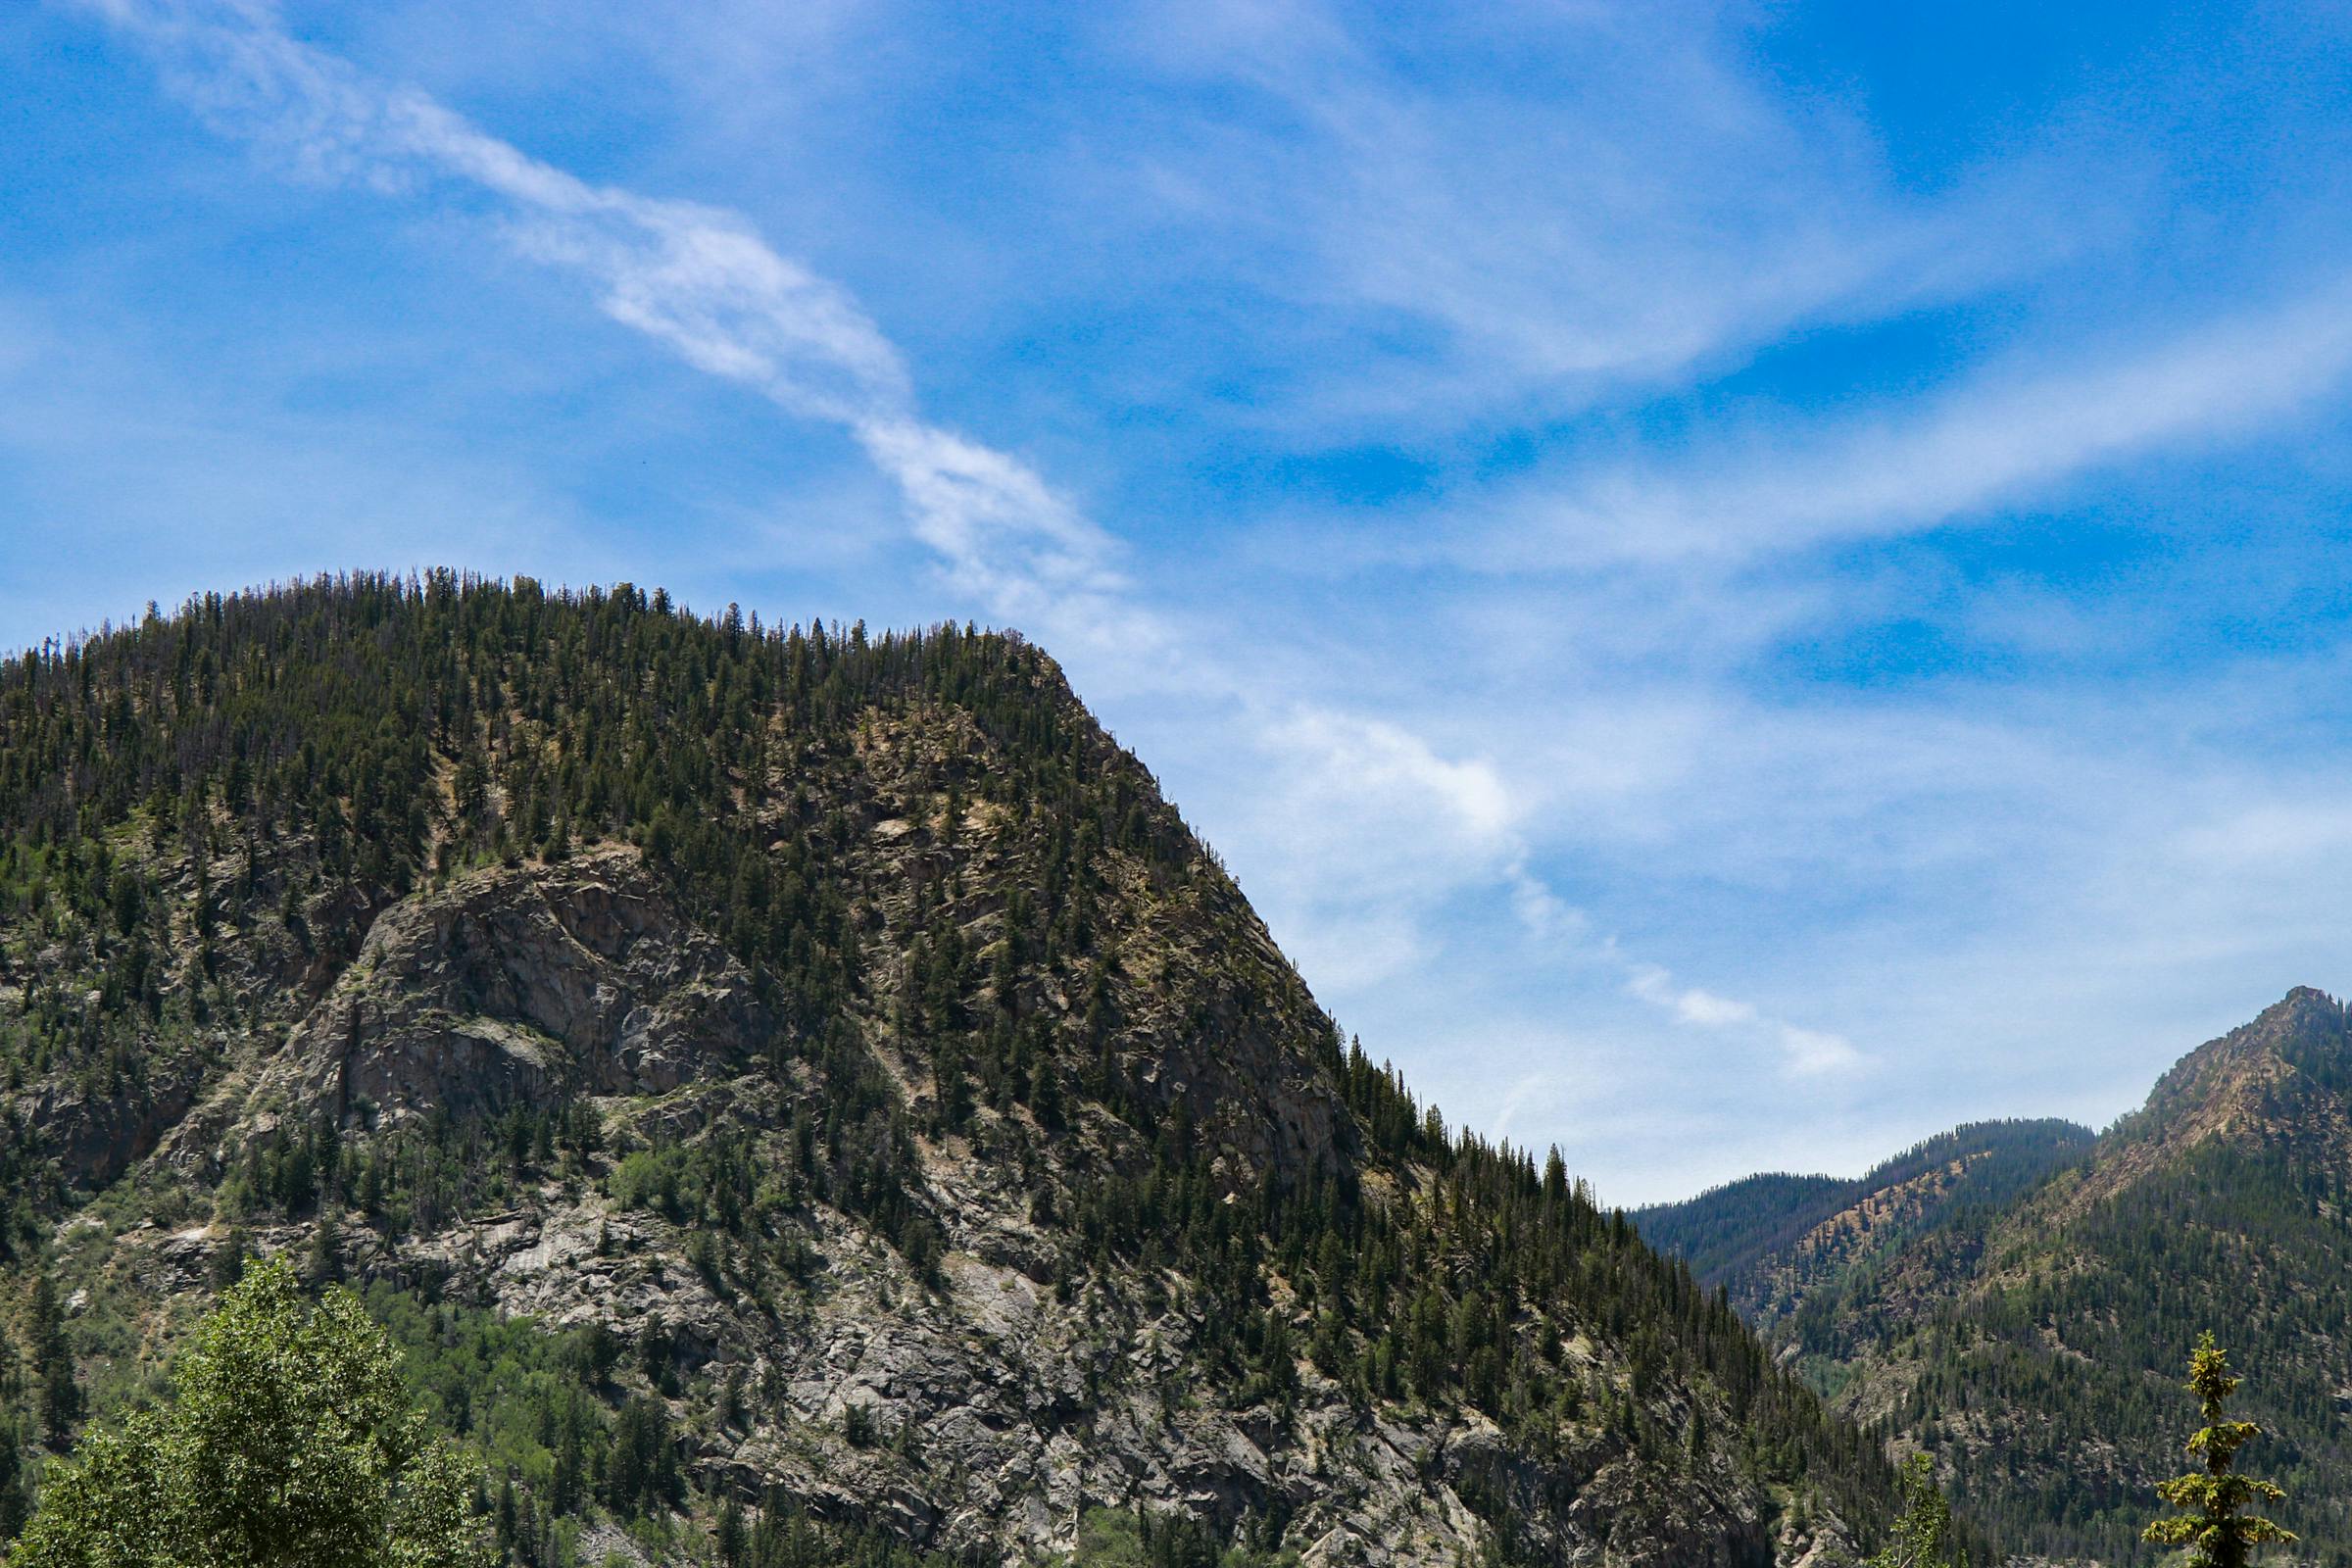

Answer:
[0,575,1896,1568]
[2255,983,2342,1028]
[2129,984,2350,1149]
[1742,983,2352,1562]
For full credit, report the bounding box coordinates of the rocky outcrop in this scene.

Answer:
[279,849,769,1129]
[107,1181,1801,1568]
[20,1045,209,1190]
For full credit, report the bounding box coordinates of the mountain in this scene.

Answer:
[0,573,1901,1568]
[1650,991,2352,1566]
[1636,1120,2094,1323]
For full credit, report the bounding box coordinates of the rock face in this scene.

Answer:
[212,858,1782,1564]
[2093,986,2352,1205]
[281,852,767,1127]
[0,582,1884,1568]
[20,1057,207,1190]
[70,842,1838,1568]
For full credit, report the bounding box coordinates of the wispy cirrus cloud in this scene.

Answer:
[1114,0,2071,427]
[1627,964,1862,1077]
[45,0,2352,1206]
[1488,276,2352,567]
[79,0,1137,651]
[1505,858,1861,1080]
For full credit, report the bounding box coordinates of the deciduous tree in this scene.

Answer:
[1868,1453,1965,1567]
[13,1256,492,1568]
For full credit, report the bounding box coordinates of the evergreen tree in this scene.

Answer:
[2144,1332,2295,1568]
[23,1271,74,1448]
[0,1421,25,1542]
[0,576,1909,1563]
[715,1496,745,1568]
[211,1227,250,1294]
[1869,1454,1965,1568]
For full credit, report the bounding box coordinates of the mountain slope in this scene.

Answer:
[1636,1120,2093,1324]
[0,574,1898,1567]
[1700,991,2352,1565]
[1632,1173,1847,1296]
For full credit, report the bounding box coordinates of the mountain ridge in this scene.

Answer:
[1636,1118,2094,1324]
[1647,984,2352,1564]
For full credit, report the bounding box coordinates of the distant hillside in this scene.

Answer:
[1635,1173,1848,1288]
[1636,1119,2093,1321]
[1682,990,2352,1566]
[0,573,1899,1568]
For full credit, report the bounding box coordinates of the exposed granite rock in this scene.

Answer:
[285,849,769,1128]
[22,1046,209,1189]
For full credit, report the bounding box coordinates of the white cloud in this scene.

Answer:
[1260,707,1518,845]
[1667,987,1759,1030]
[1777,1025,1863,1078]
[1115,0,2064,425]
[79,0,1129,649]
[79,0,1550,968]
[1625,961,1860,1078]
[1493,277,2352,566]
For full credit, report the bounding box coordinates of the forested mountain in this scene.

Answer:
[1652,992,2352,1566]
[1632,1174,1847,1298]
[0,573,1902,1567]
[1635,1120,2093,1322]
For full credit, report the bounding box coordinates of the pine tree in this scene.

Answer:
[715,1496,745,1568]
[210,1226,250,1293]
[0,576,1910,1562]
[2144,1332,2295,1568]
[0,1420,25,1541]
[23,1272,75,1448]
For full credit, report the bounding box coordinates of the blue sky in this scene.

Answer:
[7,0,2352,1202]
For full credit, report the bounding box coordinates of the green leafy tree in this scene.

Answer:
[2144,1332,2295,1568]
[13,1256,492,1568]
[1869,1453,1966,1567]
